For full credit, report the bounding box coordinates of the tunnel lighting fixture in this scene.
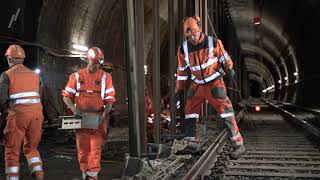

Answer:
[278,80,282,84]
[294,72,298,76]
[262,89,267,93]
[72,44,89,51]
[34,68,41,74]
[284,77,288,80]
[294,79,298,83]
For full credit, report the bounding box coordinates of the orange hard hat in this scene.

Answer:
[5,44,25,59]
[183,16,202,37]
[87,47,104,64]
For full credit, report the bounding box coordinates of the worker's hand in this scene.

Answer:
[73,108,82,119]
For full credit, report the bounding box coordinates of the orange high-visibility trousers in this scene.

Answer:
[184,77,243,146]
[4,112,44,178]
[76,119,108,179]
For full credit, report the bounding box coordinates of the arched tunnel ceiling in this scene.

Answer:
[226,0,298,86]
[244,57,274,87]
[248,73,267,89]
[241,43,281,80]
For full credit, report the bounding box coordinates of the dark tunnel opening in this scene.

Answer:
[249,79,262,98]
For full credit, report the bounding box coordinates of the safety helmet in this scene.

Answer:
[183,16,202,37]
[87,47,104,64]
[101,61,114,73]
[5,44,26,59]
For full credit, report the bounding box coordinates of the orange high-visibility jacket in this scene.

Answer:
[62,68,115,111]
[5,64,42,116]
[176,34,233,90]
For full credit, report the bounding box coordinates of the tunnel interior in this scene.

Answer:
[2,0,320,179]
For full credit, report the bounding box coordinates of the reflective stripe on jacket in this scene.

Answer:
[5,64,42,116]
[176,34,233,90]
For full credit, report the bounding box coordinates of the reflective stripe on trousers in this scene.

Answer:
[5,166,19,180]
[5,166,19,174]
[9,91,40,99]
[27,156,43,173]
[11,98,40,105]
[6,176,19,180]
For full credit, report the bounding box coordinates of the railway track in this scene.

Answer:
[185,100,320,180]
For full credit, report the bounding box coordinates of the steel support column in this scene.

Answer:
[122,0,145,157]
[135,0,146,154]
[153,0,161,144]
[168,0,176,134]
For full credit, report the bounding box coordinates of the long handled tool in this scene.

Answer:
[207,14,253,128]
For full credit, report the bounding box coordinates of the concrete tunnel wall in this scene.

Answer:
[37,0,128,119]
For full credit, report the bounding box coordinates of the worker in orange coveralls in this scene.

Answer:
[62,47,116,180]
[0,45,44,180]
[175,16,245,159]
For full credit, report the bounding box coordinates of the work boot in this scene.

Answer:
[35,175,44,180]
[229,145,245,159]
[33,172,44,180]
[184,118,197,137]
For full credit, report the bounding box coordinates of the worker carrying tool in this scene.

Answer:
[0,44,45,180]
[175,16,245,159]
[62,47,116,180]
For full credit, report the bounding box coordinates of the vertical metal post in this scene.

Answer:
[178,0,186,42]
[153,0,161,144]
[203,0,208,35]
[168,0,176,134]
[135,0,146,154]
[195,0,200,17]
[122,0,141,157]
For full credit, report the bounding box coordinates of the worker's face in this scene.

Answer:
[87,61,99,73]
[188,31,201,45]
[6,57,23,67]
[6,57,12,67]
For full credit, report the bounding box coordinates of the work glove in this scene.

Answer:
[73,108,82,119]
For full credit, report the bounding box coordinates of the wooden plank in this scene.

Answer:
[225,171,320,178]
[245,151,320,155]
[226,165,320,171]
[229,159,320,165]
[244,142,313,145]
[244,138,307,141]
[245,145,316,148]
[246,147,319,151]
[242,154,320,159]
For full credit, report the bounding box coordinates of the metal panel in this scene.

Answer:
[122,0,142,157]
